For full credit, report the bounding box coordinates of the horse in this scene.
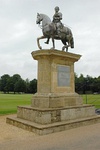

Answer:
[36,13,74,51]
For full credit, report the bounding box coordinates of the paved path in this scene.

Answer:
[0,115,100,150]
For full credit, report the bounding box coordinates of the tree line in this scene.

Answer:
[75,74,100,94]
[0,74,37,94]
[0,73,100,94]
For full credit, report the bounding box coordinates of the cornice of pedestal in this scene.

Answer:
[31,49,81,62]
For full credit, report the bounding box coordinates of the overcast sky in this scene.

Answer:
[0,0,100,80]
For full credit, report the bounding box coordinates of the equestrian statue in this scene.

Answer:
[36,6,74,52]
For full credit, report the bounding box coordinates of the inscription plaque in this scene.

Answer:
[57,65,70,87]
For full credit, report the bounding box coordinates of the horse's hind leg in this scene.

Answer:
[62,45,68,52]
[61,40,68,52]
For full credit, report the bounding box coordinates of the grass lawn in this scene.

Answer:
[0,93,100,115]
[82,94,100,108]
[0,93,33,115]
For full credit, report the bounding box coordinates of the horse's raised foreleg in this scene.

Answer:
[37,36,46,49]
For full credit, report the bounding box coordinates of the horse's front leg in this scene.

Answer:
[37,36,45,49]
[51,37,55,49]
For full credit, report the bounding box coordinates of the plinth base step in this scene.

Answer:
[6,115,100,135]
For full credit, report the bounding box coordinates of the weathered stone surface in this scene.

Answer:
[6,115,100,135]
[31,50,81,94]
[6,50,100,135]
[17,105,96,124]
[31,50,83,108]
[31,93,83,108]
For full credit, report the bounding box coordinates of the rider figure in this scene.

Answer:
[45,6,63,44]
[53,6,63,35]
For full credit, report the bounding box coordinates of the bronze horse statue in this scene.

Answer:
[36,13,74,51]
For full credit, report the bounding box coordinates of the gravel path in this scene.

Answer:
[0,114,100,150]
[0,114,37,143]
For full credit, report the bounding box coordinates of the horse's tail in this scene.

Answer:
[67,29,74,48]
[70,37,74,48]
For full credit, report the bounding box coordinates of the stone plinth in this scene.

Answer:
[31,49,81,94]
[6,49,100,135]
[31,93,82,108]
[31,50,82,108]
[17,105,96,125]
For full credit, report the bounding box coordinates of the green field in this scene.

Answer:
[0,93,33,115]
[0,94,100,115]
[81,94,100,108]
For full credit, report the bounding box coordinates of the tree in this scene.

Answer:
[75,74,100,94]
[29,79,37,93]
[14,79,26,93]
[75,73,79,92]
[0,74,37,94]
[75,74,86,94]
[12,74,22,93]
[12,74,21,83]
[0,74,10,93]
[97,76,100,93]
[85,75,94,93]
[92,77,100,93]
[6,77,14,92]
[25,78,30,93]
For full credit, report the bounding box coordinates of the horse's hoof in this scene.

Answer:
[50,47,55,50]
[62,48,64,51]
[39,46,42,49]
[62,47,65,51]
[66,47,68,52]
[44,42,49,44]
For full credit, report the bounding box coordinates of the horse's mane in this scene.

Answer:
[40,13,51,23]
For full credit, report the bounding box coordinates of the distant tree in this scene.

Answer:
[75,74,86,94]
[12,74,22,93]
[75,73,79,92]
[1,73,100,94]
[92,76,100,93]
[29,79,37,93]
[0,78,1,91]
[6,77,14,92]
[0,74,10,93]
[25,78,30,93]
[12,74,21,83]
[14,79,26,93]
[97,76,100,93]
[75,74,100,94]
[85,75,94,93]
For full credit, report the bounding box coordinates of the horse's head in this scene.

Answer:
[36,13,43,24]
[36,13,51,26]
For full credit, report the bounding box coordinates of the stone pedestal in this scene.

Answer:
[33,50,79,94]
[7,49,100,135]
[31,49,83,108]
